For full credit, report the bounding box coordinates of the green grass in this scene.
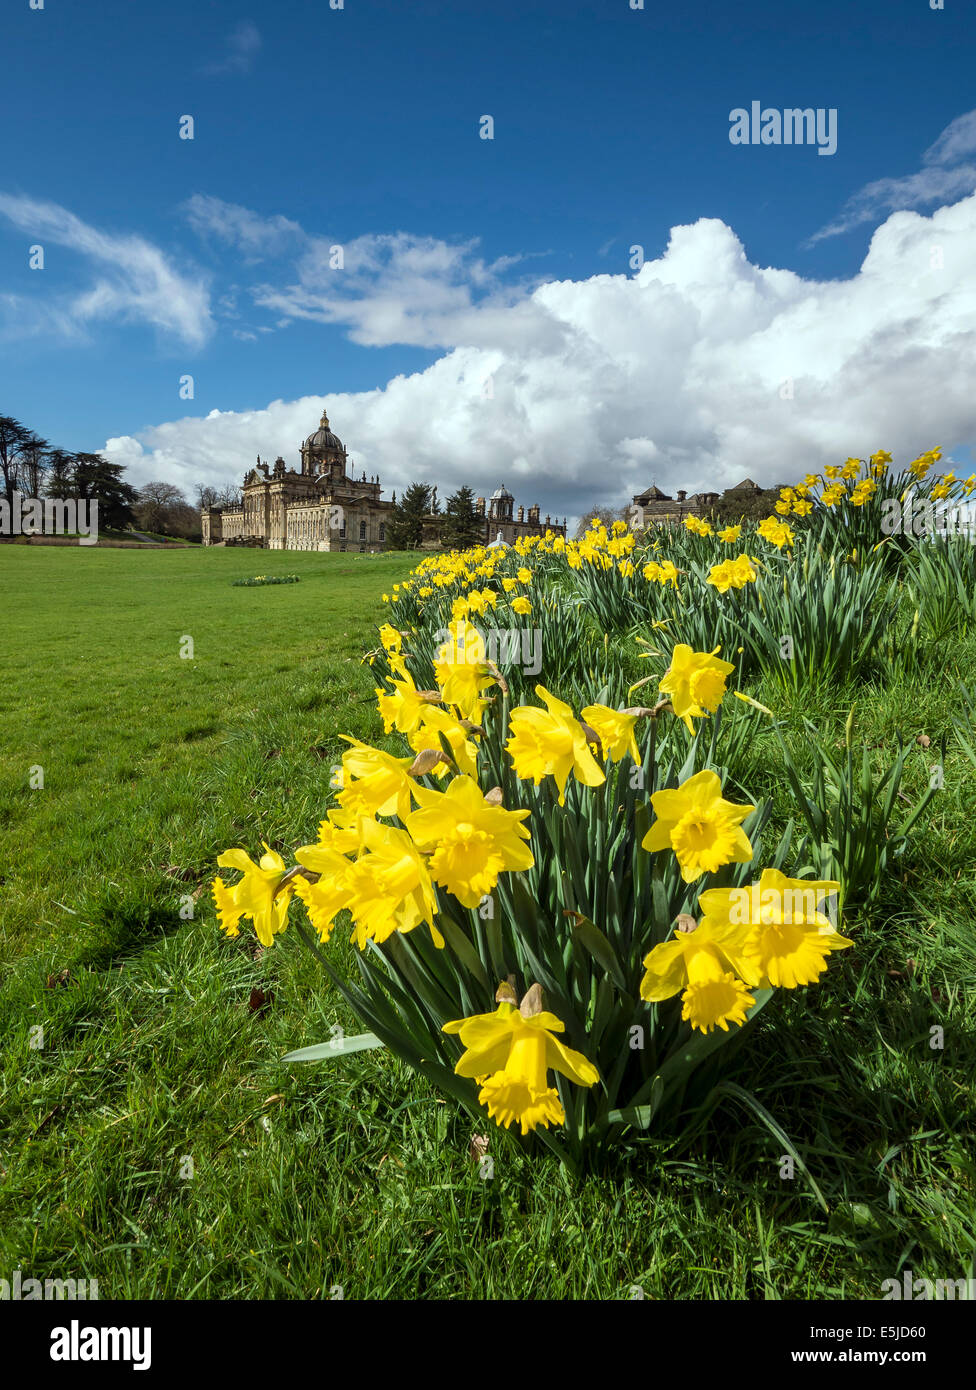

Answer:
[0,545,973,1299]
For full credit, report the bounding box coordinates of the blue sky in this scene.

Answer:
[2,0,975,519]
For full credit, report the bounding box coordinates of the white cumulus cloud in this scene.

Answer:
[104,194,976,527]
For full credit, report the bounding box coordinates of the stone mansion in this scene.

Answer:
[201,407,566,551]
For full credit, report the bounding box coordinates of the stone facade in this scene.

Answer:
[631,477,763,529]
[202,409,393,553]
[202,410,566,551]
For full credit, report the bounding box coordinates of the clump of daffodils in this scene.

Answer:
[212,594,853,1145]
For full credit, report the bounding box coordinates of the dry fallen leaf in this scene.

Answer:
[248,987,273,1014]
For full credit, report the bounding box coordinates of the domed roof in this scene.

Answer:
[304,409,344,453]
[491,484,514,500]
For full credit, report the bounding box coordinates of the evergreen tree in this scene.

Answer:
[386,481,433,550]
[71,453,139,530]
[0,415,30,505]
[441,485,483,550]
[43,449,77,498]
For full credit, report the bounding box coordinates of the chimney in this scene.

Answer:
[677,489,687,501]
[517,505,524,522]
[528,504,540,525]
[476,497,485,516]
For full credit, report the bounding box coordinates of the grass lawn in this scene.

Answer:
[0,544,973,1299]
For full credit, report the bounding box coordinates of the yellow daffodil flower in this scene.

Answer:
[506,685,606,805]
[443,997,599,1135]
[337,738,416,821]
[581,704,642,764]
[697,868,852,988]
[658,643,735,734]
[405,775,533,907]
[342,818,441,949]
[640,919,758,1034]
[434,620,495,722]
[407,704,480,779]
[213,845,294,948]
[641,769,754,882]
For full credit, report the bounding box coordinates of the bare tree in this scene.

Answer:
[573,504,627,540]
[136,480,188,534]
[195,482,241,511]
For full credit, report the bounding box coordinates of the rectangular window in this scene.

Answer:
[379,523,385,542]
[339,519,346,538]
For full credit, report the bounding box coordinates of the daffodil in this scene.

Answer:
[375,669,435,736]
[506,685,606,804]
[408,704,480,778]
[757,516,795,549]
[658,643,735,734]
[434,620,495,722]
[309,806,365,856]
[718,524,742,543]
[443,994,599,1135]
[641,769,754,882]
[405,775,533,907]
[292,844,354,943]
[581,704,641,764]
[643,559,680,588]
[342,818,441,949]
[640,919,759,1033]
[212,845,294,948]
[337,738,416,820]
[697,868,852,988]
[730,554,758,586]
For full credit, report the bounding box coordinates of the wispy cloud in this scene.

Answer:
[184,196,552,349]
[0,194,213,347]
[184,194,303,261]
[808,108,976,243]
[202,21,261,76]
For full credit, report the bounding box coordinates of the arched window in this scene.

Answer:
[359,519,367,540]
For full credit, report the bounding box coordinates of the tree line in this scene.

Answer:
[0,413,241,540]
